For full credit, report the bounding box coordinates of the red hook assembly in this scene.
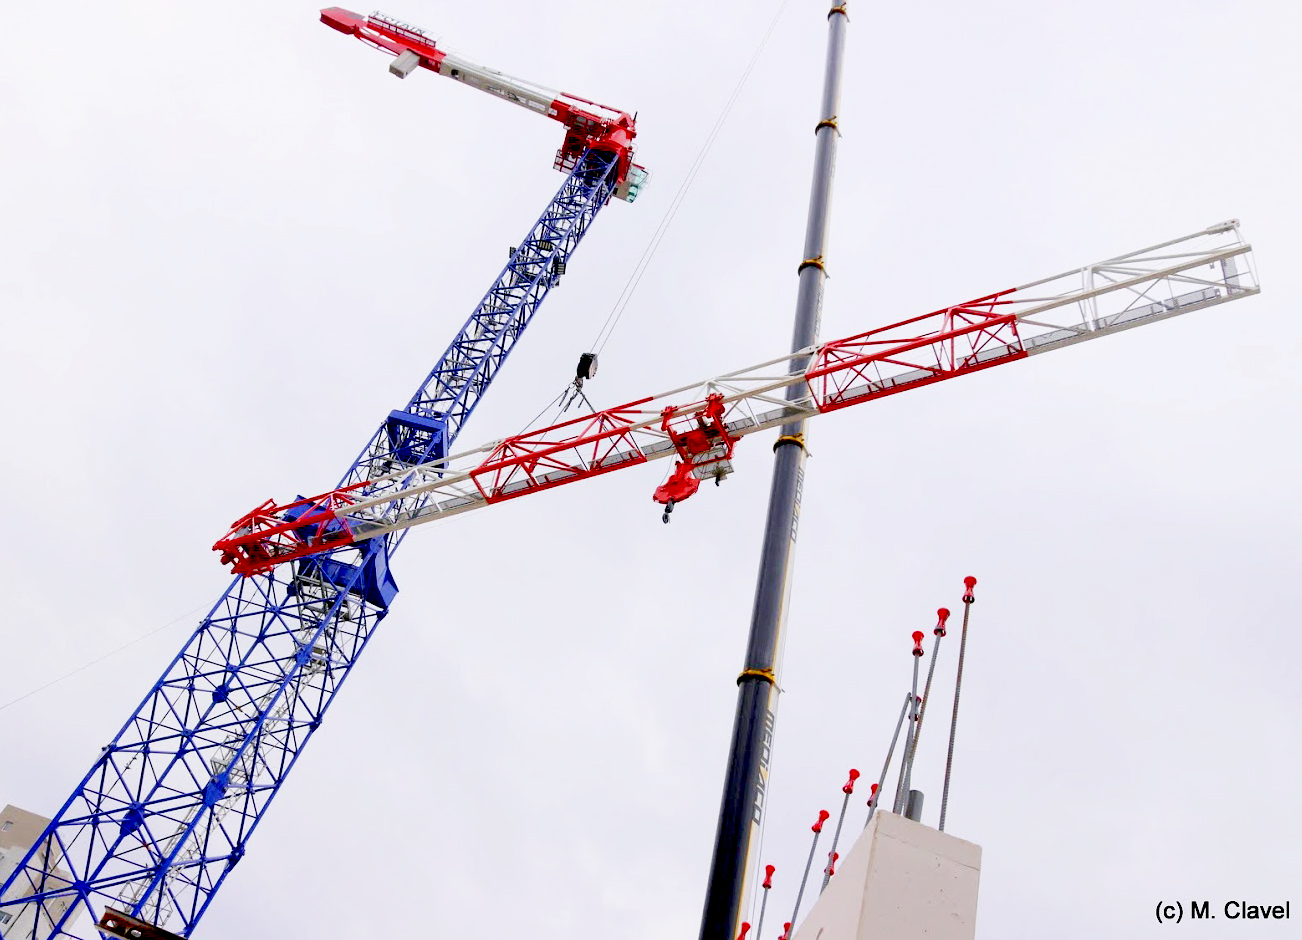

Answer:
[652,392,740,522]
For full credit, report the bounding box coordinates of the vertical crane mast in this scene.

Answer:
[0,11,641,939]
[699,5,845,938]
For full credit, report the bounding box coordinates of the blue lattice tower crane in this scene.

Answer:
[0,9,645,939]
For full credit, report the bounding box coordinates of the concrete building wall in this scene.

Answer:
[0,805,78,940]
[792,811,981,940]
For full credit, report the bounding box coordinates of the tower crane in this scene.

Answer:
[0,9,644,939]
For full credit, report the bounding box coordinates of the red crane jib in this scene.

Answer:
[211,297,1031,575]
[319,7,638,187]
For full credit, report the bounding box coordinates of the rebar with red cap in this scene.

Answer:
[736,923,751,940]
[790,809,829,929]
[893,631,926,813]
[778,923,793,940]
[939,577,977,831]
[819,768,859,894]
[904,607,949,778]
[865,693,911,828]
[753,865,776,940]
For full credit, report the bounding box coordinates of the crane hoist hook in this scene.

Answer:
[560,352,599,414]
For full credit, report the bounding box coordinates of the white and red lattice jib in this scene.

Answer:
[212,222,1258,575]
[807,290,1024,412]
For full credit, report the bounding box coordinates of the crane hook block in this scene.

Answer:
[650,393,739,508]
[576,352,598,382]
[653,462,701,508]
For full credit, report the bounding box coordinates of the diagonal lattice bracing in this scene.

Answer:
[207,221,1257,562]
[0,149,620,939]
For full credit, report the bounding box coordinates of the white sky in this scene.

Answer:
[1,1,1299,938]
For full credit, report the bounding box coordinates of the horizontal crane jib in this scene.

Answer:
[211,223,1259,576]
[319,7,647,201]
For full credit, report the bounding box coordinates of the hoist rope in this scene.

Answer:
[0,603,207,715]
[589,0,796,357]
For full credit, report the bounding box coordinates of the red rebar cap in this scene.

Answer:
[763,864,775,889]
[779,923,793,940]
[825,851,840,876]
[843,768,860,794]
[935,607,950,635]
[812,809,830,833]
[963,575,977,603]
[868,782,879,806]
[737,923,751,940]
[912,630,925,656]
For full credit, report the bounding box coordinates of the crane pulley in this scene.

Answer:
[214,221,1258,575]
[320,7,649,201]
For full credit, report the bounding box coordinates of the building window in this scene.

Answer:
[0,910,13,924]
[0,820,11,831]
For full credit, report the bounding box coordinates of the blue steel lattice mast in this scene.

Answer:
[0,9,645,939]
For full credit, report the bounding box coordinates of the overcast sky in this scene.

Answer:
[1,1,1299,938]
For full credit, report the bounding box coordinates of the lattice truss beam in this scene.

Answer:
[213,221,1258,575]
[0,150,620,939]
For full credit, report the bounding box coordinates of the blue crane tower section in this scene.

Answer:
[0,148,621,938]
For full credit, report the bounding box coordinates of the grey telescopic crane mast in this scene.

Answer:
[696,4,849,939]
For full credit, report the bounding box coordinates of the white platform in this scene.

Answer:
[792,811,981,940]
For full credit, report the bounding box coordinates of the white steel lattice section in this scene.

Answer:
[272,221,1256,545]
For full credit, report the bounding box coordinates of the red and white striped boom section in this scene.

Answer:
[215,221,1257,575]
[319,7,646,200]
